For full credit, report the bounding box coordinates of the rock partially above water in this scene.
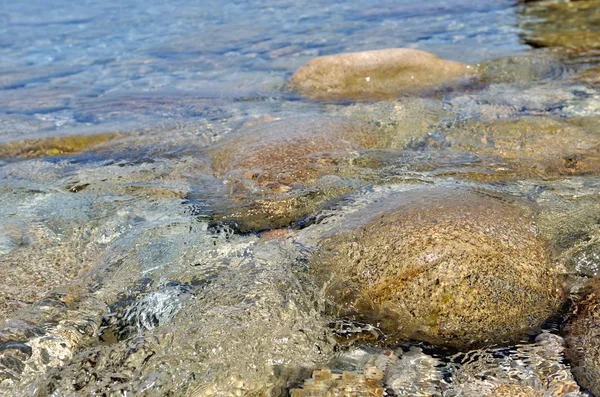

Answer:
[289,48,476,101]
[564,280,600,396]
[205,116,391,232]
[316,187,566,349]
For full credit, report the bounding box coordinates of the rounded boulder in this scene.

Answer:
[290,48,476,101]
[205,116,390,232]
[316,187,566,349]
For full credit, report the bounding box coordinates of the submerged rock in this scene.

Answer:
[290,367,385,397]
[289,48,476,101]
[0,133,121,158]
[26,238,334,397]
[519,0,600,59]
[537,200,600,278]
[447,332,583,396]
[576,65,600,85]
[291,346,442,397]
[0,226,104,322]
[478,53,569,85]
[315,187,566,349]
[0,290,105,392]
[487,384,572,397]
[209,116,387,176]
[206,116,391,232]
[564,279,600,396]
[437,116,600,178]
[488,385,539,397]
[381,347,442,396]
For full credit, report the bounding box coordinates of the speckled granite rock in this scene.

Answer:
[315,187,566,349]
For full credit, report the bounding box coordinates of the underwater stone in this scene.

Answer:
[576,65,600,85]
[209,116,388,176]
[564,279,600,397]
[568,244,600,278]
[290,367,385,397]
[289,48,476,101]
[448,332,583,396]
[439,116,600,178]
[519,0,600,59]
[206,116,390,232]
[0,133,121,158]
[315,187,566,349]
[487,385,539,397]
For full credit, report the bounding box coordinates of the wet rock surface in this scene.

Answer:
[290,367,385,397]
[205,116,392,232]
[433,116,600,179]
[577,65,600,85]
[519,0,600,58]
[447,332,584,396]
[315,187,566,349]
[0,133,122,158]
[289,332,585,397]
[0,291,106,393]
[537,200,600,279]
[289,48,477,101]
[0,222,105,322]
[565,280,600,396]
[289,346,443,397]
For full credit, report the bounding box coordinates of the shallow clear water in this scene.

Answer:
[0,0,529,139]
[0,0,599,396]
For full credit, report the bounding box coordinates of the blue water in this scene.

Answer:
[0,0,527,140]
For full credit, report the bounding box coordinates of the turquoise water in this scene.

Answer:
[0,0,599,396]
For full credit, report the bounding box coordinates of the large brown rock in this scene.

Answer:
[289,48,476,101]
[565,279,600,396]
[315,187,566,349]
[205,116,391,232]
